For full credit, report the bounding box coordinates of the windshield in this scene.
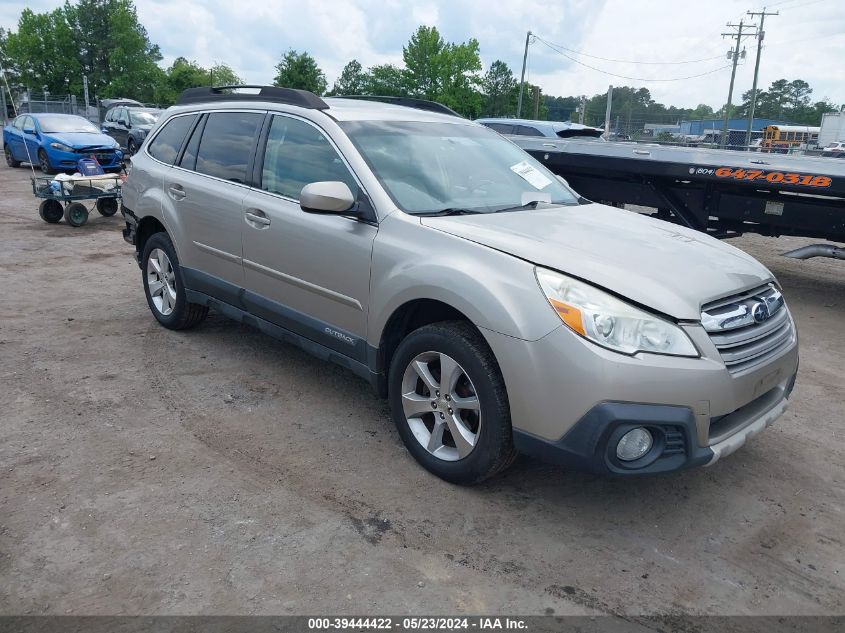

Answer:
[340,120,579,214]
[38,116,100,134]
[130,110,161,125]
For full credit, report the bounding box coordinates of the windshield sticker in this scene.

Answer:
[510,161,552,189]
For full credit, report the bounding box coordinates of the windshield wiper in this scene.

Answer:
[418,208,483,217]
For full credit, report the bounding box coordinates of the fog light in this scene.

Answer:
[616,427,653,461]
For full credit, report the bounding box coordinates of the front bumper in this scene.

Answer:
[483,315,799,475]
[48,147,123,170]
[513,376,794,475]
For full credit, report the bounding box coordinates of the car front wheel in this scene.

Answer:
[127,139,137,155]
[388,321,517,484]
[142,232,208,330]
[38,149,54,175]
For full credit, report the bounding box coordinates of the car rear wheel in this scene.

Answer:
[38,199,63,223]
[63,202,89,227]
[388,321,517,484]
[142,232,208,330]
[38,149,55,175]
[4,146,20,168]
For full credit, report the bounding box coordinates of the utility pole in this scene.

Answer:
[578,96,586,124]
[603,85,613,140]
[531,85,540,119]
[517,30,532,118]
[720,19,755,148]
[745,8,778,148]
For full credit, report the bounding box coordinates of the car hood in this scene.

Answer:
[420,203,773,320]
[46,132,117,149]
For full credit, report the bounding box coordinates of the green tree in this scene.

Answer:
[401,25,483,117]
[362,64,405,96]
[482,60,516,117]
[273,49,327,95]
[4,1,162,102]
[209,63,241,87]
[402,25,446,100]
[328,59,367,96]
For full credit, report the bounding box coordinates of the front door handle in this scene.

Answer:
[167,184,186,200]
[245,210,271,228]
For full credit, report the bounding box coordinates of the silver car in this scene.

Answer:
[121,87,799,484]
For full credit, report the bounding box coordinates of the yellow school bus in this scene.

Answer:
[761,125,820,152]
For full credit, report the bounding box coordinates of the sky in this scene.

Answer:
[2,0,844,111]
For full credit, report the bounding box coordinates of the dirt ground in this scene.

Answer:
[0,163,843,618]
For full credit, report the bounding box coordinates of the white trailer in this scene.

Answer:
[818,112,845,148]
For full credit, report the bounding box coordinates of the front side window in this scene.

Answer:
[147,114,197,165]
[13,117,24,130]
[260,115,359,200]
[341,120,578,214]
[130,110,160,125]
[194,112,263,183]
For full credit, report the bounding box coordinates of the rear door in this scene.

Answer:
[162,110,265,298]
[7,117,25,160]
[240,114,377,359]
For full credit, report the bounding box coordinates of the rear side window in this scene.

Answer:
[194,112,263,183]
[484,123,514,134]
[148,114,197,165]
[515,125,544,137]
[260,115,358,200]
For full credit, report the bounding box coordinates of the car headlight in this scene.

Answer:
[50,142,73,152]
[535,268,698,357]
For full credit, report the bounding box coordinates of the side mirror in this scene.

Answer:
[300,181,356,214]
[23,127,35,135]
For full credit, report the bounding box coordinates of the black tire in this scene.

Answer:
[127,139,137,155]
[38,199,63,223]
[38,149,55,175]
[141,232,208,330]
[388,321,517,485]
[96,197,119,216]
[63,202,89,227]
[4,146,21,168]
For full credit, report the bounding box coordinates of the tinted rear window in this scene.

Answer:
[194,112,263,183]
[148,115,197,165]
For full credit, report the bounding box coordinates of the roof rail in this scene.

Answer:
[336,95,462,118]
[176,85,329,110]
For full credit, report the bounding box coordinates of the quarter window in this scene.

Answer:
[194,112,263,183]
[148,114,197,165]
[260,115,358,200]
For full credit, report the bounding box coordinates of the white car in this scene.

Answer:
[822,141,845,156]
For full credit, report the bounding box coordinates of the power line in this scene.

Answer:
[533,36,735,82]
[530,36,726,65]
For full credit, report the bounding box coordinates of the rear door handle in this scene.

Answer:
[167,184,186,200]
[245,210,271,227]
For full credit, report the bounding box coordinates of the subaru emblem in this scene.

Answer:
[751,302,770,323]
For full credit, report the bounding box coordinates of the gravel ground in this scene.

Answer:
[0,164,843,617]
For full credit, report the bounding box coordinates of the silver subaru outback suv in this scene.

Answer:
[121,86,798,484]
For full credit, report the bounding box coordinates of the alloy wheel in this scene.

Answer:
[146,248,177,316]
[400,351,482,461]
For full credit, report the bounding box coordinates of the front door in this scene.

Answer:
[241,114,377,361]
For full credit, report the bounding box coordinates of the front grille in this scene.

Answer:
[702,284,795,375]
[75,149,116,164]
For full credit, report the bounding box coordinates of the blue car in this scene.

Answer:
[3,113,123,174]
